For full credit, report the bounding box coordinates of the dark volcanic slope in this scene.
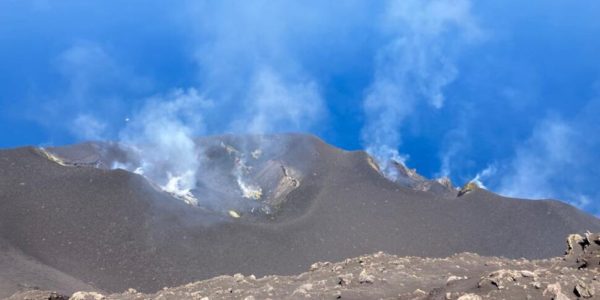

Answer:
[10,232,600,300]
[0,238,95,299]
[0,134,598,295]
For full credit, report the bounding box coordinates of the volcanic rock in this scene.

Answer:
[0,134,599,297]
[565,232,600,269]
[458,181,480,197]
[14,233,600,300]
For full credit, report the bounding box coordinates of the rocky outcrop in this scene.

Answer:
[457,181,480,197]
[564,232,600,269]
[367,156,457,196]
[12,233,600,300]
[7,290,69,300]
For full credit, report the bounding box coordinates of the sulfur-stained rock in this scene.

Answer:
[457,181,480,197]
[565,234,586,257]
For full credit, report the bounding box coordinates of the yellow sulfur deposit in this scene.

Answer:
[458,181,480,197]
[36,148,68,166]
[367,156,381,173]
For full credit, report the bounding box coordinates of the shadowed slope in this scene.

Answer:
[0,134,598,295]
[0,237,97,299]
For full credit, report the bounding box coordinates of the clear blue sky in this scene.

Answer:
[1,1,599,215]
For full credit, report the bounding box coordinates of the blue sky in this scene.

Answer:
[1,1,599,215]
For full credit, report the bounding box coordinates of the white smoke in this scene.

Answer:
[494,117,591,208]
[180,2,330,201]
[71,113,107,141]
[485,98,600,211]
[362,0,480,181]
[219,141,263,200]
[30,42,151,141]
[223,67,323,201]
[234,162,263,201]
[470,165,496,189]
[231,67,324,135]
[116,88,211,205]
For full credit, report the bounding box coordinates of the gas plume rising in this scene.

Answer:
[220,141,263,200]
[227,68,324,198]
[109,69,323,216]
[114,88,210,205]
[361,0,480,181]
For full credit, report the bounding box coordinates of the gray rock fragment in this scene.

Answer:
[574,281,594,298]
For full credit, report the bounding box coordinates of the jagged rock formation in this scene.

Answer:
[366,156,457,196]
[44,135,310,218]
[565,232,600,270]
[9,233,600,300]
[458,181,481,197]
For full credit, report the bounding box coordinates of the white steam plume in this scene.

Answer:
[362,0,480,181]
[231,67,324,135]
[227,67,324,199]
[116,88,211,205]
[498,119,575,199]
[494,116,596,209]
[478,90,600,211]
[182,2,329,201]
[71,113,107,141]
[31,42,151,141]
[470,165,496,189]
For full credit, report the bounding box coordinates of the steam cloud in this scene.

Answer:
[113,24,326,208]
[230,67,324,135]
[115,0,480,204]
[470,165,496,189]
[180,1,327,206]
[494,111,599,210]
[498,118,575,199]
[362,0,480,181]
[7,1,599,215]
[72,114,107,141]
[116,88,211,205]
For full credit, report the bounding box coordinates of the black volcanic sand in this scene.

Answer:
[0,134,599,296]
[11,233,600,299]
[0,238,95,298]
[52,254,600,300]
